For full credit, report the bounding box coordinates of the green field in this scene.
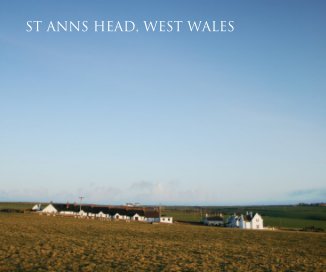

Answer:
[162,205,326,230]
[0,213,325,271]
[0,202,35,211]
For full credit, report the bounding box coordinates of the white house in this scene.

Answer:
[239,212,264,230]
[97,211,107,218]
[160,216,173,224]
[113,213,124,220]
[227,212,263,230]
[131,213,145,221]
[41,203,58,214]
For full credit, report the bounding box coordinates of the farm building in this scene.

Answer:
[40,203,172,223]
[227,212,264,230]
[203,215,224,226]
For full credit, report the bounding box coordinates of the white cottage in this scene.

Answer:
[97,211,107,218]
[131,213,145,221]
[239,212,264,230]
[227,212,263,230]
[42,203,58,214]
[160,217,173,224]
[113,213,124,220]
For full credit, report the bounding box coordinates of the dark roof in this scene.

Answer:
[52,203,80,213]
[206,216,223,221]
[244,215,253,221]
[243,213,258,222]
[50,203,146,217]
[144,210,160,218]
[126,209,145,217]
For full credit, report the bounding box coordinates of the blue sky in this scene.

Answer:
[0,0,325,205]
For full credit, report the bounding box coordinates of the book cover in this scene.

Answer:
[0,1,325,271]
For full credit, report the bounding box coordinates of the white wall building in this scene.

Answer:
[41,203,58,214]
[239,212,264,229]
[228,212,263,230]
[131,213,145,222]
[160,217,173,224]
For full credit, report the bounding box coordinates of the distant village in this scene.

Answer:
[33,202,264,230]
[35,203,173,224]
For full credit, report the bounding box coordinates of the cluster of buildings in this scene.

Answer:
[35,203,264,230]
[203,211,264,230]
[38,203,173,224]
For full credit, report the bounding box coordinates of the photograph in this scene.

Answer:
[0,0,325,271]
